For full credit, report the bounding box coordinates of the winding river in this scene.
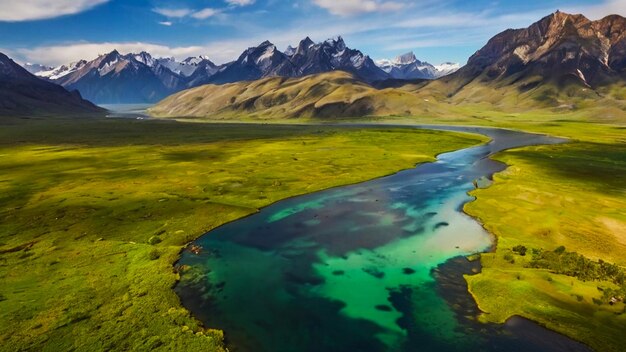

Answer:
[175,126,590,352]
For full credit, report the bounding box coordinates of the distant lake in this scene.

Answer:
[175,126,588,352]
[100,104,153,119]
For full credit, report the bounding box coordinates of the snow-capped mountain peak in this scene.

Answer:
[35,60,88,80]
[133,51,155,67]
[394,52,418,65]
[433,62,461,76]
[284,45,296,56]
[376,52,460,79]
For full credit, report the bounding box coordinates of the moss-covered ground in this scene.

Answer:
[0,117,485,351]
[463,135,626,352]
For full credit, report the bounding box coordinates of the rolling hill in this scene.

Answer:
[148,71,422,119]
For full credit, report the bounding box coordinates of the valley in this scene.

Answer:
[0,118,485,351]
[0,4,625,352]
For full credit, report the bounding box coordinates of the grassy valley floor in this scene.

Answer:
[366,113,626,351]
[463,130,626,352]
[0,117,486,351]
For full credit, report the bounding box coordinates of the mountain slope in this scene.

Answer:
[149,71,421,119]
[0,52,104,116]
[207,41,296,84]
[288,36,388,82]
[47,50,187,104]
[430,11,626,108]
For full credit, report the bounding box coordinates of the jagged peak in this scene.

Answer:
[394,52,418,65]
[541,10,590,28]
[104,49,121,57]
[325,36,345,47]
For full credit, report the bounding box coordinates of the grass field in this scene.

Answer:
[385,113,626,351]
[463,136,626,351]
[327,111,626,350]
[0,117,486,351]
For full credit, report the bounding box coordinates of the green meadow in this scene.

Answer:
[318,105,626,350]
[379,109,626,351]
[463,127,626,352]
[0,117,485,351]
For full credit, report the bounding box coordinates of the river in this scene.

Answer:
[175,126,590,352]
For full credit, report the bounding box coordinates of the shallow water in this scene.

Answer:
[175,126,589,352]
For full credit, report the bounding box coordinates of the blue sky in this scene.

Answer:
[0,0,624,66]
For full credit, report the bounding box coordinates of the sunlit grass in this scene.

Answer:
[464,135,626,351]
[0,117,485,351]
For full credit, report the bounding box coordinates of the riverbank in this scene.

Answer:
[0,117,485,351]
[464,137,626,352]
[173,126,575,352]
[324,117,626,351]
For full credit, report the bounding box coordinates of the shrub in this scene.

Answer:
[512,245,527,256]
[148,236,162,245]
[149,249,160,260]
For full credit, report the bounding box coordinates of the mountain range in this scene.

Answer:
[151,11,626,121]
[4,11,624,119]
[376,52,460,80]
[0,53,103,116]
[25,37,459,104]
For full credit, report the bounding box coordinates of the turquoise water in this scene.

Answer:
[175,126,588,352]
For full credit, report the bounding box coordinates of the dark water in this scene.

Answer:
[175,126,589,352]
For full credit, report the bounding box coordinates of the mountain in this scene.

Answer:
[28,36,392,103]
[40,51,188,104]
[433,62,461,77]
[34,52,221,104]
[0,52,104,116]
[36,60,88,80]
[435,11,626,106]
[149,71,420,119]
[158,56,218,78]
[376,52,460,79]
[207,41,296,84]
[205,37,388,84]
[148,11,626,121]
[286,36,389,82]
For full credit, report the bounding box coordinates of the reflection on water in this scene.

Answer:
[100,104,153,119]
[175,126,588,352]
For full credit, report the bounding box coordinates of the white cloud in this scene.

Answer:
[159,21,173,26]
[0,0,109,21]
[14,0,626,69]
[564,0,626,19]
[226,0,255,6]
[191,8,220,19]
[153,7,220,20]
[152,8,193,18]
[312,0,404,16]
[17,42,210,66]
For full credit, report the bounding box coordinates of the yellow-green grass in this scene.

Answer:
[149,71,427,120]
[148,69,626,124]
[330,110,626,350]
[0,117,486,351]
[464,137,626,351]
